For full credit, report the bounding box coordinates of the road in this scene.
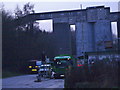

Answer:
[2,74,64,88]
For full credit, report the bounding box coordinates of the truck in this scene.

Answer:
[51,55,73,78]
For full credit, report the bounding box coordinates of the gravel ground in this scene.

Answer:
[2,74,64,88]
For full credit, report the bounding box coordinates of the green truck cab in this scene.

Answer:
[51,55,73,78]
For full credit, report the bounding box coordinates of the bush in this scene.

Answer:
[65,65,91,88]
[64,59,119,88]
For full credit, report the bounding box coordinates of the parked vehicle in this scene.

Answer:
[28,60,41,74]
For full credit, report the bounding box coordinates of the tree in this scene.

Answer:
[15,2,35,18]
[2,8,17,71]
[2,3,57,74]
[23,2,35,15]
[14,2,35,31]
[14,5,23,19]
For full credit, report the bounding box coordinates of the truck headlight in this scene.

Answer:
[29,66,32,68]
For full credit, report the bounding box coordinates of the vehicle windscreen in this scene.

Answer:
[54,59,70,67]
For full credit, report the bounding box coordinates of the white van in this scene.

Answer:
[38,64,52,78]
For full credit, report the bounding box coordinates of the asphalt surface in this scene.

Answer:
[2,74,64,88]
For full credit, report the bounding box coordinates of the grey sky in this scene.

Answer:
[2,2,119,13]
[1,2,119,34]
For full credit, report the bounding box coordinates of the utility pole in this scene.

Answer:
[80,4,82,9]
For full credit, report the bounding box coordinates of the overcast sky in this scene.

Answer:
[1,1,119,34]
[1,2,119,12]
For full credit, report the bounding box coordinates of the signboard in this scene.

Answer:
[104,41,113,49]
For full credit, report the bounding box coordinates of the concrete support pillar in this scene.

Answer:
[94,20,112,51]
[75,22,95,57]
[53,22,71,56]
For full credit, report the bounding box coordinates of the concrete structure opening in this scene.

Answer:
[70,25,76,55]
[35,19,53,32]
[111,22,118,38]
[111,22,118,50]
[70,25,76,31]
